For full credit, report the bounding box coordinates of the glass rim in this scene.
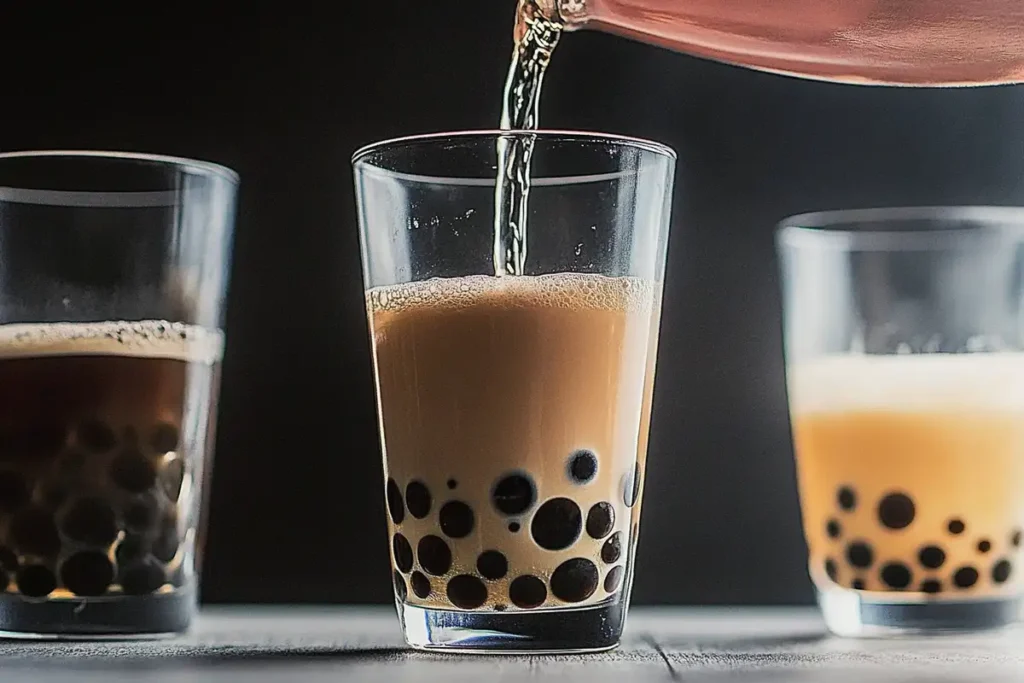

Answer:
[0,150,240,184]
[351,129,678,167]
[777,206,1024,250]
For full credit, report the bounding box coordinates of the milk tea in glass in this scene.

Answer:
[353,131,674,653]
[778,208,1024,636]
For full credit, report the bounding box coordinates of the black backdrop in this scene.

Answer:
[2,3,1023,605]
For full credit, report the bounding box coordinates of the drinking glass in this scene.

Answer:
[778,207,1024,636]
[353,130,675,652]
[0,151,237,637]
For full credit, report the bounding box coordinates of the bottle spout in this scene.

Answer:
[519,0,587,31]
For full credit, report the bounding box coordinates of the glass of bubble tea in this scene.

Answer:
[0,151,236,638]
[778,207,1024,637]
[353,131,675,653]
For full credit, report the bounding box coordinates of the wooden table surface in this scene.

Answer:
[1,606,1023,681]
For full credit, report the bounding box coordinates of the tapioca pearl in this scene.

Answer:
[60,551,114,597]
[837,486,857,512]
[110,448,157,494]
[825,558,839,582]
[439,501,475,539]
[586,503,615,540]
[953,566,979,589]
[446,479,458,490]
[602,532,623,565]
[386,478,404,525]
[493,604,507,612]
[551,558,599,603]
[947,519,966,535]
[992,559,1013,584]
[476,550,508,580]
[76,420,117,453]
[446,575,487,609]
[0,547,18,573]
[622,462,641,508]
[604,566,623,593]
[153,518,180,564]
[509,575,547,609]
[531,498,582,551]
[417,535,452,576]
[877,492,915,530]
[880,562,912,590]
[123,493,162,534]
[826,519,841,540]
[149,423,180,454]
[115,534,148,566]
[918,545,946,570]
[852,578,866,590]
[921,579,943,594]
[12,507,60,557]
[16,564,56,598]
[120,558,167,595]
[18,425,66,457]
[160,457,185,502]
[410,571,431,599]
[61,497,118,547]
[393,571,408,602]
[508,522,521,533]
[567,450,598,484]
[492,473,536,516]
[405,481,431,520]
[0,470,29,513]
[978,539,992,554]
[392,533,414,573]
[1012,529,1022,548]
[845,542,873,569]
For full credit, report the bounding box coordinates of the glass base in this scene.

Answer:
[398,597,626,653]
[818,587,1022,637]
[0,586,194,640]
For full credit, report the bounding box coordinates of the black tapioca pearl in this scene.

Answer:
[978,539,992,554]
[61,497,118,547]
[392,533,413,573]
[918,545,946,570]
[60,551,114,597]
[417,535,452,576]
[21,425,66,456]
[492,473,536,516]
[149,423,180,454]
[115,535,148,566]
[508,522,521,533]
[826,519,841,539]
[825,558,838,582]
[948,519,966,535]
[878,492,915,530]
[110,447,158,494]
[602,532,623,565]
[439,501,474,539]
[852,578,866,590]
[921,579,943,594]
[77,420,117,453]
[16,564,55,598]
[494,604,507,611]
[410,571,431,599]
[0,470,29,512]
[386,478,404,525]
[622,462,641,508]
[124,494,162,534]
[160,458,185,502]
[153,521,180,564]
[476,550,508,580]
[120,558,167,595]
[447,479,458,490]
[1012,530,1022,547]
[405,481,431,519]
[11,507,60,557]
[954,566,979,589]
[567,450,598,484]
[880,562,912,590]
[446,574,487,609]
[550,558,599,603]
[393,570,408,602]
[604,566,623,593]
[846,542,874,569]
[992,559,1012,584]
[0,546,18,573]
[837,486,857,512]
[531,497,582,551]
[509,575,547,609]
[586,502,615,540]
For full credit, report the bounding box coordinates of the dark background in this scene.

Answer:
[2,3,1023,606]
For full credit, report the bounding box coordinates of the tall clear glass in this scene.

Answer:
[0,151,237,637]
[778,207,1024,636]
[354,131,675,653]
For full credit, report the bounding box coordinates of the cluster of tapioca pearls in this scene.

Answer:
[387,450,641,610]
[0,419,188,598]
[821,485,1021,594]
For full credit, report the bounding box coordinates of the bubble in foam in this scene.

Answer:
[0,320,224,364]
